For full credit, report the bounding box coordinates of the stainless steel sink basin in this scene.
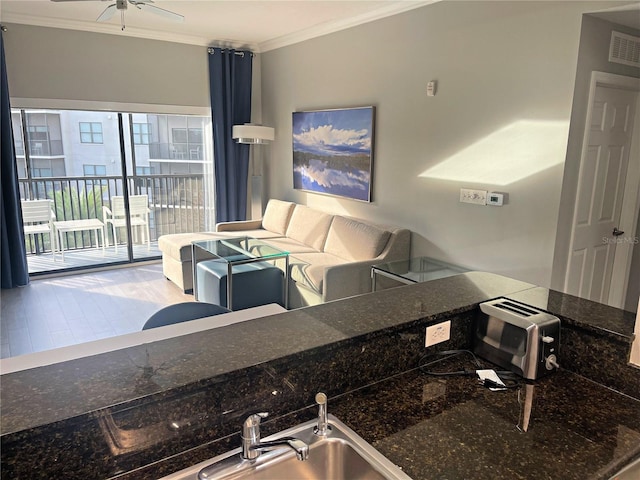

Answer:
[609,455,640,480]
[160,414,412,480]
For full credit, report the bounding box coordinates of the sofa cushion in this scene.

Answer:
[217,229,284,240]
[289,252,347,294]
[285,205,334,251]
[261,199,296,235]
[323,216,391,261]
[260,237,317,254]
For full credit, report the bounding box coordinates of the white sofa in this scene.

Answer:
[159,199,411,308]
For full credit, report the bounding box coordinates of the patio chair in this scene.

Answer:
[103,195,151,252]
[21,199,56,255]
[142,302,230,330]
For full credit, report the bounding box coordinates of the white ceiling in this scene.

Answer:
[1,1,638,52]
[0,0,436,51]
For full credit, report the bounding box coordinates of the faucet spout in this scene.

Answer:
[241,412,309,462]
[251,437,309,461]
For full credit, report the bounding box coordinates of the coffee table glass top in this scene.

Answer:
[192,236,288,262]
[373,257,468,283]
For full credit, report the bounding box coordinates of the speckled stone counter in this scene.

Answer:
[1,272,638,479]
[506,287,639,399]
[330,360,640,480]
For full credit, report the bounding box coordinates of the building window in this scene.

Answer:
[79,122,103,144]
[171,127,203,159]
[83,164,107,176]
[31,168,52,178]
[136,166,152,175]
[27,125,50,155]
[133,123,151,145]
[172,127,203,144]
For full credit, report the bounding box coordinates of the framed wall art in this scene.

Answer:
[292,106,375,202]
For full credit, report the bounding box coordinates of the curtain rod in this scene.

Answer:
[207,47,254,57]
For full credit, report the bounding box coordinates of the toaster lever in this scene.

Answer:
[545,354,560,371]
[541,336,555,344]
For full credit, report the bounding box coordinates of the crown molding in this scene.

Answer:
[3,1,437,53]
[1,12,258,51]
[258,0,438,52]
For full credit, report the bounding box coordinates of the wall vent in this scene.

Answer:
[609,31,640,67]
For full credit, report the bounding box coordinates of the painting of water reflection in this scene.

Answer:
[293,106,374,202]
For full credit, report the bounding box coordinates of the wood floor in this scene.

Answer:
[0,262,193,359]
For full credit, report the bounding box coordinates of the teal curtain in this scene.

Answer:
[0,30,28,288]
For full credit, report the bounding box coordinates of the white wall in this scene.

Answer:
[261,0,632,288]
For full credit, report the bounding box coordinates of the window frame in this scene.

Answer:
[133,122,152,145]
[79,122,104,144]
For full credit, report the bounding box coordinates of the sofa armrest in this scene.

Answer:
[215,219,263,232]
[322,258,383,302]
[322,228,411,302]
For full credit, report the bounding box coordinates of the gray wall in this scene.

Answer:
[3,24,210,107]
[261,0,636,289]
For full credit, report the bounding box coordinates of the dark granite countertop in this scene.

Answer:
[330,357,640,480]
[507,287,636,341]
[1,271,538,436]
[1,271,638,479]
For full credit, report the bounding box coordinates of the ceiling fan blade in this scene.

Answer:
[96,4,117,22]
[136,3,184,22]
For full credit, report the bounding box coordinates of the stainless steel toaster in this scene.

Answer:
[473,298,560,380]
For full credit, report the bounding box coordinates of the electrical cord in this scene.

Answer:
[418,349,521,389]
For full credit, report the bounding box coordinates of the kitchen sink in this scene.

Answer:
[609,455,640,480]
[160,414,412,480]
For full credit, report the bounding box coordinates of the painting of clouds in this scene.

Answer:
[293,106,374,202]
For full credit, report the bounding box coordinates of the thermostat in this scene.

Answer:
[487,192,504,206]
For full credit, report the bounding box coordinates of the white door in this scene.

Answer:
[565,74,639,305]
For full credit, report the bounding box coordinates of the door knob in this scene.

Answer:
[613,227,625,236]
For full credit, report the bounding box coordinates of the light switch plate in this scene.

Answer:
[460,188,487,205]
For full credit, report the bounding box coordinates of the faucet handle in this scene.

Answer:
[243,413,268,441]
[242,412,268,460]
[314,392,330,436]
[243,412,268,428]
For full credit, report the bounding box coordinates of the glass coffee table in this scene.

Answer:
[371,257,468,291]
[192,237,289,310]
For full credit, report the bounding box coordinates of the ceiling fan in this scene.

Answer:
[51,0,184,31]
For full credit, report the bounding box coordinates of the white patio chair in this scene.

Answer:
[103,195,151,252]
[21,199,56,255]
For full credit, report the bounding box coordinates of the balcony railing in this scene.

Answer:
[20,174,206,255]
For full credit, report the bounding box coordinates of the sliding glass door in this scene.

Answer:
[13,108,213,274]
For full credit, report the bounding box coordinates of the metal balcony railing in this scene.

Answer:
[19,174,206,255]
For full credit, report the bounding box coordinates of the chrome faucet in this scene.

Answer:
[241,412,309,461]
[314,392,330,436]
[198,412,309,479]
